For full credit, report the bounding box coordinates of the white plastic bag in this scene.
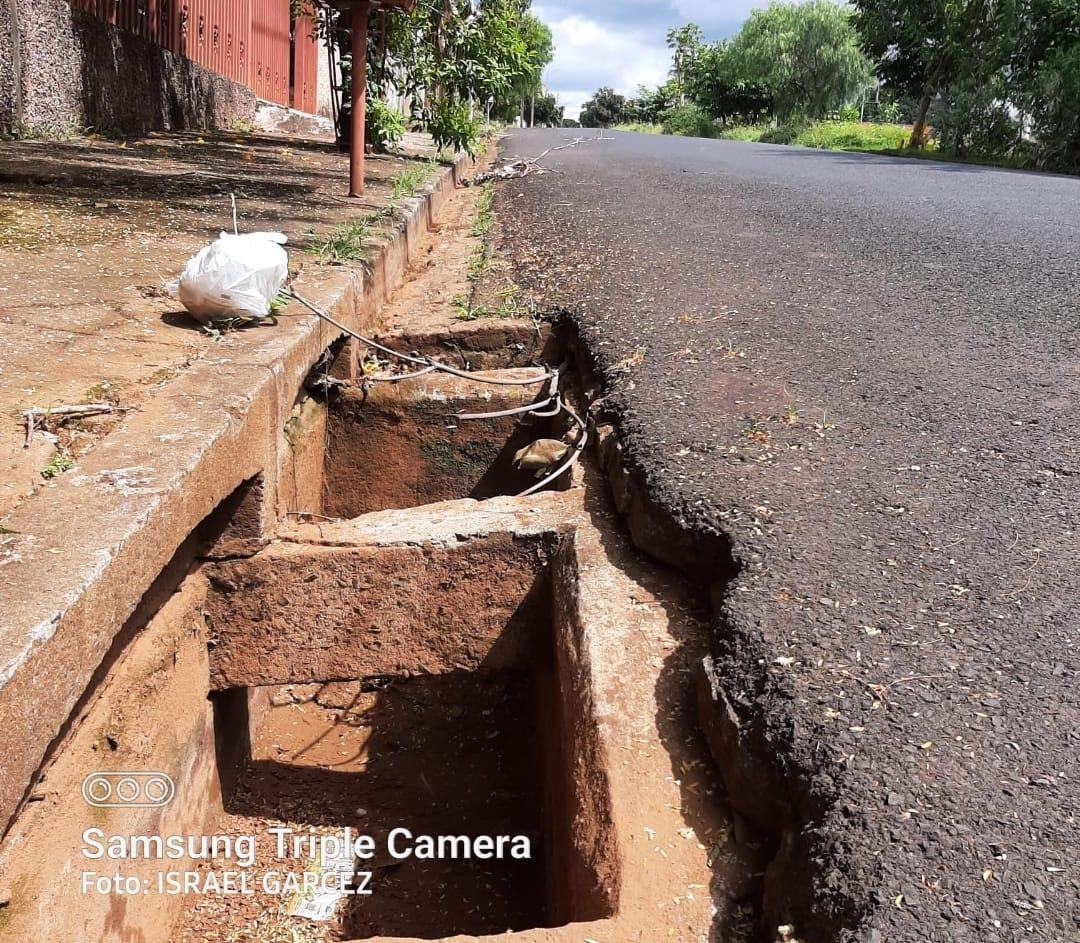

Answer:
[170,231,288,322]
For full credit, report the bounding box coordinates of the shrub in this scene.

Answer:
[794,120,909,150]
[365,99,406,152]
[661,104,718,138]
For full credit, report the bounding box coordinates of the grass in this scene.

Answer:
[390,161,435,201]
[451,296,492,321]
[311,219,372,263]
[612,122,663,134]
[718,120,913,152]
[471,184,494,238]
[451,287,530,322]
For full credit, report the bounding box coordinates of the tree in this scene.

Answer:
[580,87,628,127]
[531,91,564,127]
[299,0,551,154]
[625,81,680,124]
[1004,0,1080,171]
[492,12,554,125]
[666,23,704,99]
[728,1,873,121]
[854,0,1004,147]
[684,39,773,125]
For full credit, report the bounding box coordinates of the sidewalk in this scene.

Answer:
[0,129,437,516]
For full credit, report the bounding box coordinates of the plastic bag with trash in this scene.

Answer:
[168,231,288,323]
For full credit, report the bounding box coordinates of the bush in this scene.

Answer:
[930,79,1020,160]
[365,99,406,152]
[718,124,769,142]
[426,100,482,156]
[612,122,663,134]
[661,104,718,138]
[794,120,909,150]
[719,119,912,151]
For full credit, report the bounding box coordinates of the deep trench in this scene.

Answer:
[1,327,797,943]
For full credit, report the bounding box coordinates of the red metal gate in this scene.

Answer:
[291,14,320,114]
[66,0,317,112]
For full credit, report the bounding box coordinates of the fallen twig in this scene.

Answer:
[22,402,122,448]
[464,131,612,185]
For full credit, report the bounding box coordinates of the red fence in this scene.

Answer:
[67,0,318,112]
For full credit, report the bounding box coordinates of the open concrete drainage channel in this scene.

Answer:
[0,163,770,942]
[0,344,769,942]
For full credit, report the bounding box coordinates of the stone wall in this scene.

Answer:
[0,0,256,136]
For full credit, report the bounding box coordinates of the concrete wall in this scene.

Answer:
[0,0,256,136]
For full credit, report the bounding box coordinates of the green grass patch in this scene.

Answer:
[612,122,663,134]
[471,184,494,239]
[311,219,371,263]
[390,161,435,201]
[795,120,910,151]
[717,124,768,142]
[718,120,916,152]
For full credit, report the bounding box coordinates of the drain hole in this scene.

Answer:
[216,672,547,939]
[198,545,618,939]
[323,376,559,517]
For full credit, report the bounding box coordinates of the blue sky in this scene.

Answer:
[534,1,757,118]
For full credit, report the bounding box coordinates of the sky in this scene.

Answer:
[534,1,760,120]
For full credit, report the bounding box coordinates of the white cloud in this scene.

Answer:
[538,12,671,118]
[535,2,754,120]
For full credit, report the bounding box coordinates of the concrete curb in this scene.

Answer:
[0,152,473,836]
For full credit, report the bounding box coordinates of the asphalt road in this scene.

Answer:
[497,130,1078,943]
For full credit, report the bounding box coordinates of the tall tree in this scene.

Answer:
[666,23,704,100]
[579,87,627,127]
[854,0,1004,147]
[729,1,873,121]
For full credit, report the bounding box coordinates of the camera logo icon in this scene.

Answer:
[81,771,176,808]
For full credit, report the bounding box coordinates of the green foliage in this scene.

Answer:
[426,100,482,156]
[728,1,874,120]
[661,104,718,138]
[390,161,434,201]
[618,4,870,133]
[717,119,912,151]
[471,185,495,238]
[580,87,628,128]
[681,40,773,125]
[612,122,664,134]
[854,0,1080,171]
[793,119,911,149]
[302,0,551,155]
[531,92,565,127]
[365,98,406,152]
[931,76,1021,158]
[625,81,681,125]
[41,451,75,479]
[311,219,371,263]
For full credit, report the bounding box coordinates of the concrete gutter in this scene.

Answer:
[0,152,473,835]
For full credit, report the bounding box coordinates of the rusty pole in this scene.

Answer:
[349,1,371,196]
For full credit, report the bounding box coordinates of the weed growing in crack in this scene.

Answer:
[471,184,495,238]
[312,219,372,263]
[41,450,75,479]
[467,243,491,281]
[390,161,435,201]
[451,296,491,321]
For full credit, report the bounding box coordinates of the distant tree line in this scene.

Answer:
[578,0,1080,173]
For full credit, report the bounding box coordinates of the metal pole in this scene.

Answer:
[350,1,371,196]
